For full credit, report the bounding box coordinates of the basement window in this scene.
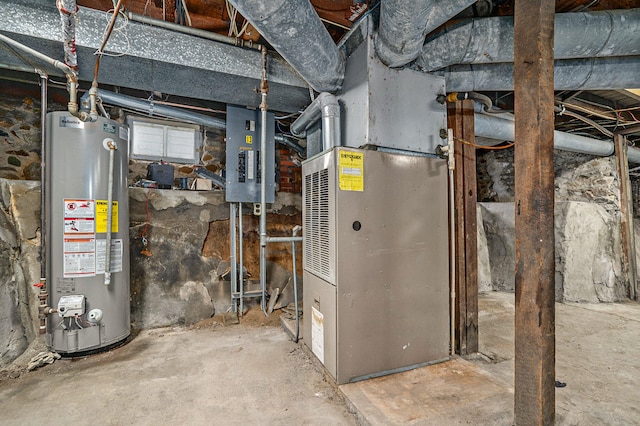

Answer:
[128,117,201,163]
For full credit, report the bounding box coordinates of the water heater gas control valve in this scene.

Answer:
[57,295,86,318]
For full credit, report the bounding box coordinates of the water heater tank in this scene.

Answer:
[45,112,130,353]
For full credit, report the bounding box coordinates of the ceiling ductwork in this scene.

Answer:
[417,9,640,72]
[375,0,477,67]
[229,0,345,93]
[441,56,640,92]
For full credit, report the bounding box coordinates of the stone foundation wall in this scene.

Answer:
[0,179,302,367]
[477,201,630,302]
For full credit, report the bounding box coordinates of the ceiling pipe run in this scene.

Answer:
[441,56,640,92]
[375,0,477,67]
[474,112,640,163]
[228,0,345,93]
[91,89,305,155]
[417,9,640,72]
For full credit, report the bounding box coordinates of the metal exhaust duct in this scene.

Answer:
[228,0,345,93]
[375,0,477,67]
[291,92,340,153]
[417,9,640,72]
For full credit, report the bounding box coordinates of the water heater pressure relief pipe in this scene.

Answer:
[104,139,117,286]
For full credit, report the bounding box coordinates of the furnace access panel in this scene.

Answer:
[225,105,275,203]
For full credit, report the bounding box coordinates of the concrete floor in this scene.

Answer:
[340,292,640,425]
[1,293,639,425]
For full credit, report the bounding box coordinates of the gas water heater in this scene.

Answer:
[45,111,130,354]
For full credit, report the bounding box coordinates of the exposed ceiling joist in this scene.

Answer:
[0,0,311,112]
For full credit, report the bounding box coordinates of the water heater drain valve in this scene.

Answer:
[57,295,86,318]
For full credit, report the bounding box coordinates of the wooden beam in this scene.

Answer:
[614,134,638,300]
[513,0,556,424]
[447,99,479,355]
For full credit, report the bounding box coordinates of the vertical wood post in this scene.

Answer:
[614,134,638,300]
[447,99,478,355]
[513,0,556,424]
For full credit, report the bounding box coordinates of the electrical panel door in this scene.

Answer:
[225,105,275,203]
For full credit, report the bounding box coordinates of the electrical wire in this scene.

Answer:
[555,106,613,137]
[454,136,514,150]
[96,9,130,58]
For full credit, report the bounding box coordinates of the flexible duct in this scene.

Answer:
[291,92,340,152]
[441,56,640,92]
[418,9,640,72]
[474,112,640,163]
[228,0,344,93]
[375,0,477,67]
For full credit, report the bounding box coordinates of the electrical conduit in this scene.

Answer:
[259,46,269,315]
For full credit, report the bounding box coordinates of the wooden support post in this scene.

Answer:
[513,0,556,424]
[614,134,638,300]
[447,99,478,355]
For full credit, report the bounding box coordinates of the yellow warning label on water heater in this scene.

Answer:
[95,200,119,233]
[339,151,364,191]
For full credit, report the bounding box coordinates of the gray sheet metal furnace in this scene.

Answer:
[302,147,450,384]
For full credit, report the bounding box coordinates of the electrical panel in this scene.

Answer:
[225,105,275,203]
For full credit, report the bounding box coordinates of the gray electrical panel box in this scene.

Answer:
[225,105,275,203]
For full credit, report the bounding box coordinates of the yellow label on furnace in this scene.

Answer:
[95,200,118,233]
[246,135,253,145]
[339,151,364,191]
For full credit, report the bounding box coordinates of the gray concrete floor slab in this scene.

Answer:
[0,319,357,426]
[2,294,639,425]
[340,292,640,425]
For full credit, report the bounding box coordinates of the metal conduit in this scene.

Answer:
[418,9,640,72]
[474,112,640,163]
[127,12,262,50]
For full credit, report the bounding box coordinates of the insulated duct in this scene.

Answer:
[474,112,640,163]
[228,0,344,93]
[441,56,640,92]
[91,89,304,154]
[418,9,640,72]
[375,0,477,67]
